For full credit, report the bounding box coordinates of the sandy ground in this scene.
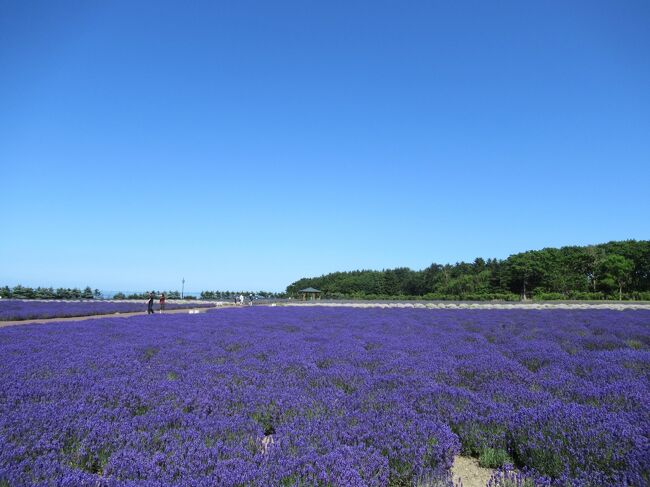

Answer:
[0,307,222,328]
[450,456,494,487]
[283,301,650,310]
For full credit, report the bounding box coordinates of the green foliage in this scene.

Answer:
[0,286,11,298]
[387,457,414,487]
[141,347,159,362]
[451,421,509,457]
[286,240,650,301]
[132,404,149,416]
[252,402,279,436]
[599,254,635,300]
[625,339,644,350]
[478,448,513,468]
[1,285,99,300]
[63,435,112,474]
[280,475,299,487]
[512,443,565,479]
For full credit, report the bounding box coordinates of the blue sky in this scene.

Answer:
[1,1,649,292]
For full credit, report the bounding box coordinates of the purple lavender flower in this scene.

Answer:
[0,299,213,321]
[0,308,648,486]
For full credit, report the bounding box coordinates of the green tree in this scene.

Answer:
[284,240,650,301]
[12,285,34,299]
[34,287,54,299]
[583,246,606,292]
[502,252,544,299]
[599,255,634,300]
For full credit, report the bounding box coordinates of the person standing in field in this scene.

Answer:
[159,293,166,313]
[147,292,155,314]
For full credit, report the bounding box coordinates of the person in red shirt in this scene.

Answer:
[159,293,166,313]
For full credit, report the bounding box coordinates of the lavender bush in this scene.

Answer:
[0,299,214,321]
[0,308,648,486]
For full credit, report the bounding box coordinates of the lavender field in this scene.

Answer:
[0,299,214,321]
[0,307,648,486]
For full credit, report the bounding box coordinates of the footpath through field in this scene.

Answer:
[0,306,232,328]
[4,301,649,328]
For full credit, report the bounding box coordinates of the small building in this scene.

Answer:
[299,287,322,301]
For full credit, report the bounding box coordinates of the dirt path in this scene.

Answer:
[451,456,494,487]
[0,307,227,328]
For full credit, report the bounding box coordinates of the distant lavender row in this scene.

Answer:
[0,299,215,321]
[0,308,648,486]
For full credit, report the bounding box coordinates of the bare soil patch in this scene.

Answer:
[451,456,494,487]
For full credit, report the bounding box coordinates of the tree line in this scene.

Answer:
[199,290,285,300]
[112,291,185,300]
[286,240,650,301]
[0,286,102,300]
[0,286,285,301]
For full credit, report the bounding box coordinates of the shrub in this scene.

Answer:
[479,448,513,469]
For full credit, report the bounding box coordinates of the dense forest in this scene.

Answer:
[286,240,650,301]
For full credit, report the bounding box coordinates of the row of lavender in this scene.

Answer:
[0,308,648,486]
[0,299,215,321]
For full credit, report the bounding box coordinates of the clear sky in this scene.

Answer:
[1,1,649,292]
